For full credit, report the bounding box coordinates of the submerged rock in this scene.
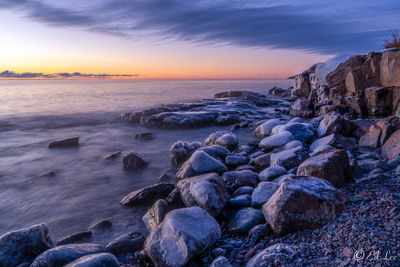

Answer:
[48,137,79,148]
[0,224,53,267]
[101,151,121,160]
[56,231,92,246]
[144,207,221,267]
[65,253,119,267]
[30,243,106,267]
[120,183,175,206]
[176,150,228,179]
[262,176,348,235]
[106,232,145,256]
[122,152,146,170]
[177,173,229,216]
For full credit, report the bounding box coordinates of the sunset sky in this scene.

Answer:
[0,0,399,79]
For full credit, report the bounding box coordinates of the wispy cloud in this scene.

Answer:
[1,0,399,54]
[0,70,141,79]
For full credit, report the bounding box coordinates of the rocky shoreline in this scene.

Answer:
[1,50,400,267]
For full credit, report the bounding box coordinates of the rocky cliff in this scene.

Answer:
[292,49,400,117]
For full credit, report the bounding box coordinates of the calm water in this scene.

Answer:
[0,79,292,243]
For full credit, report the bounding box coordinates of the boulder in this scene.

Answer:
[0,224,53,267]
[222,170,259,189]
[64,253,119,267]
[359,124,381,147]
[262,176,348,235]
[380,49,400,87]
[210,256,233,267]
[309,144,334,156]
[251,182,279,208]
[259,131,294,150]
[283,140,303,150]
[225,155,247,168]
[105,232,145,256]
[246,243,299,267]
[227,208,265,234]
[310,133,356,152]
[176,151,228,179]
[364,87,392,116]
[253,154,271,169]
[177,173,229,217]
[228,195,251,208]
[292,73,311,98]
[198,145,230,160]
[30,243,106,267]
[144,207,221,267]
[122,152,146,170]
[233,186,254,197]
[289,99,314,117]
[253,119,283,138]
[57,231,92,246]
[317,112,355,137]
[48,137,79,148]
[270,146,307,170]
[143,199,172,231]
[205,131,239,150]
[259,166,286,182]
[120,183,175,206]
[382,129,400,159]
[169,141,201,165]
[296,149,351,187]
[278,123,315,144]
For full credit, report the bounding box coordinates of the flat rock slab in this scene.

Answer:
[120,183,175,206]
[48,137,79,148]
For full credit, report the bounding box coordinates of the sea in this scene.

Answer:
[0,79,292,243]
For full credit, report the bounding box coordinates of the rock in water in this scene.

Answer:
[64,253,119,267]
[205,131,239,150]
[0,224,53,267]
[48,137,79,148]
[134,132,154,140]
[297,149,351,187]
[227,207,265,233]
[253,119,283,138]
[246,243,299,267]
[262,176,348,235]
[56,231,92,246]
[176,150,228,179]
[144,207,221,267]
[177,173,229,217]
[122,152,146,169]
[30,243,106,267]
[120,183,175,206]
[105,232,145,255]
[259,131,294,149]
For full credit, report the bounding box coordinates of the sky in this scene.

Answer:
[0,0,399,79]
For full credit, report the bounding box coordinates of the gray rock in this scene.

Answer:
[0,224,53,267]
[176,151,228,179]
[254,154,271,169]
[259,166,286,181]
[105,232,145,255]
[64,253,119,267]
[177,173,229,216]
[57,231,92,246]
[262,176,348,235]
[317,112,355,137]
[198,145,230,160]
[210,256,233,267]
[222,170,259,189]
[309,144,334,156]
[259,131,294,149]
[143,199,171,231]
[225,155,247,167]
[144,207,221,267]
[30,243,106,267]
[100,151,121,161]
[48,137,79,148]
[227,208,265,234]
[134,132,154,140]
[278,122,315,144]
[89,220,112,232]
[170,141,201,165]
[120,183,175,206]
[122,152,146,170]
[205,131,239,150]
[228,195,251,208]
[253,119,283,138]
[283,140,303,150]
[270,146,307,169]
[310,133,357,152]
[251,182,280,208]
[232,186,254,197]
[246,243,299,267]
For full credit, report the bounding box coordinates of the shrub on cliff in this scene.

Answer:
[383,31,400,49]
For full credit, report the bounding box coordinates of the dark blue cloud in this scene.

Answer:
[0,70,140,78]
[1,0,399,54]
